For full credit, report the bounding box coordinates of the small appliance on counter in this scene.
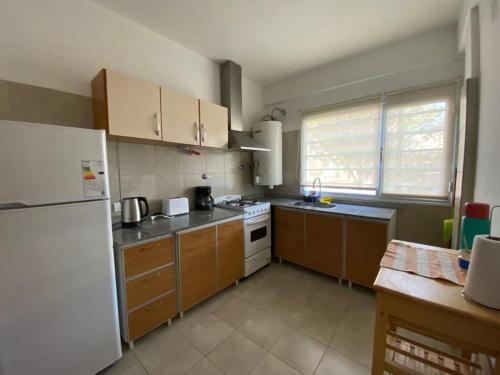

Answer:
[162,197,189,216]
[196,186,214,210]
[121,197,149,227]
[463,205,500,310]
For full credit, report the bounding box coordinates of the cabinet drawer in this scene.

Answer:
[126,265,176,310]
[128,292,176,341]
[124,237,174,278]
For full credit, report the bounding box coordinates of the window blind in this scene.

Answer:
[301,100,381,191]
[382,84,456,198]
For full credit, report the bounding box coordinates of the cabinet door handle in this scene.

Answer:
[194,122,199,142]
[154,113,161,136]
[201,124,206,143]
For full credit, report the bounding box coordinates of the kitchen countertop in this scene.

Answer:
[265,197,396,221]
[113,208,243,248]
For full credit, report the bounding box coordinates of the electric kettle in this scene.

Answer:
[121,197,149,228]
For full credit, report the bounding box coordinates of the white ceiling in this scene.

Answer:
[92,0,462,85]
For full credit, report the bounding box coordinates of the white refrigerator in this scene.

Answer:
[0,121,122,375]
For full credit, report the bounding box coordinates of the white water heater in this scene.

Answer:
[252,121,282,188]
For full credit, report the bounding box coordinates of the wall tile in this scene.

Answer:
[224,173,243,195]
[155,174,183,200]
[183,173,206,208]
[118,142,155,176]
[224,151,244,173]
[120,175,156,201]
[154,144,183,175]
[206,150,225,174]
[182,150,206,174]
[208,173,225,199]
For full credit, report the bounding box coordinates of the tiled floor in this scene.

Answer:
[101,261,375,375]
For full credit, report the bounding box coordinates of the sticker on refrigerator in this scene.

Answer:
[81,160,106,198]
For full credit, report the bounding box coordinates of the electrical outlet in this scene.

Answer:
[113,202,122,213]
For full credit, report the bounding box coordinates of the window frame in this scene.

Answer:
[300,81,459,206]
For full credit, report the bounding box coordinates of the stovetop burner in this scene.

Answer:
[223,199,261,207]
[214,195,270,219]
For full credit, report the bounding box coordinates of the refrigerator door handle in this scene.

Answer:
[0,202,29,210]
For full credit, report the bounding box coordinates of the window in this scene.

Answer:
[300,83,456,201]
[301,100,381,195]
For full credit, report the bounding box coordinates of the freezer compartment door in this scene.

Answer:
[0,200,121,375]
[0,121,109,206]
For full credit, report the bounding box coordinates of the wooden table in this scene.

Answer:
[372,241,500,375]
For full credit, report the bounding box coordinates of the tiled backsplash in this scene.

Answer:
[107,141,262,212]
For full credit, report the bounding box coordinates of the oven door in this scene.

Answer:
[244,213,271,258]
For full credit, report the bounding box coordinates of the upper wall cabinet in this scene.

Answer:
[199,100,229,149]
[161,86,200,146]
[92,69,228,148]
[92,69,162,141]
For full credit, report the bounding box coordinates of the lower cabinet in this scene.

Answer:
[128,293,177,340]
[178,226,217,312]
[114,218,244,347]
[216,219,244,291]
[115,236,177,347]
[274,207,394,288]
[305,213,343,278]
[178,218,244,313]
[275,208,343,279]
[275,208,305,265]
[345,218,389,288]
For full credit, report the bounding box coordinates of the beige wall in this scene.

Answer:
[0,79,92,128]
[0,79,262,211]
[268,130,452,247]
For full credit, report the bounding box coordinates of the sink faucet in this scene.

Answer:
[312,177,322,198]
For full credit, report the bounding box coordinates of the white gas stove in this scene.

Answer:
[214,195,271,219]
[214,195,272,276]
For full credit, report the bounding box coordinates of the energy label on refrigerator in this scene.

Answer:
[81,160,106,198]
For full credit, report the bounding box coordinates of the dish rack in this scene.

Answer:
[383,330,492,375]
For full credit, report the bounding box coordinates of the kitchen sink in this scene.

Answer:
[289,201,336,209]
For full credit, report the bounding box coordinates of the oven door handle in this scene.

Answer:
[246,216,270,226]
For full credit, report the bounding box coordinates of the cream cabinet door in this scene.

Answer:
[199,100,228,148]
[105,70,162,141]
[161,87,200,146]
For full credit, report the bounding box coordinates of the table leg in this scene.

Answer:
[372,302,388,374]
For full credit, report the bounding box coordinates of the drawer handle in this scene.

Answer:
[141,271,162,283]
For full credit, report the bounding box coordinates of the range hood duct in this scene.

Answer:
[220,61,270,152]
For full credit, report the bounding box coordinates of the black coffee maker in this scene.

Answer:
[195,186,214,210]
